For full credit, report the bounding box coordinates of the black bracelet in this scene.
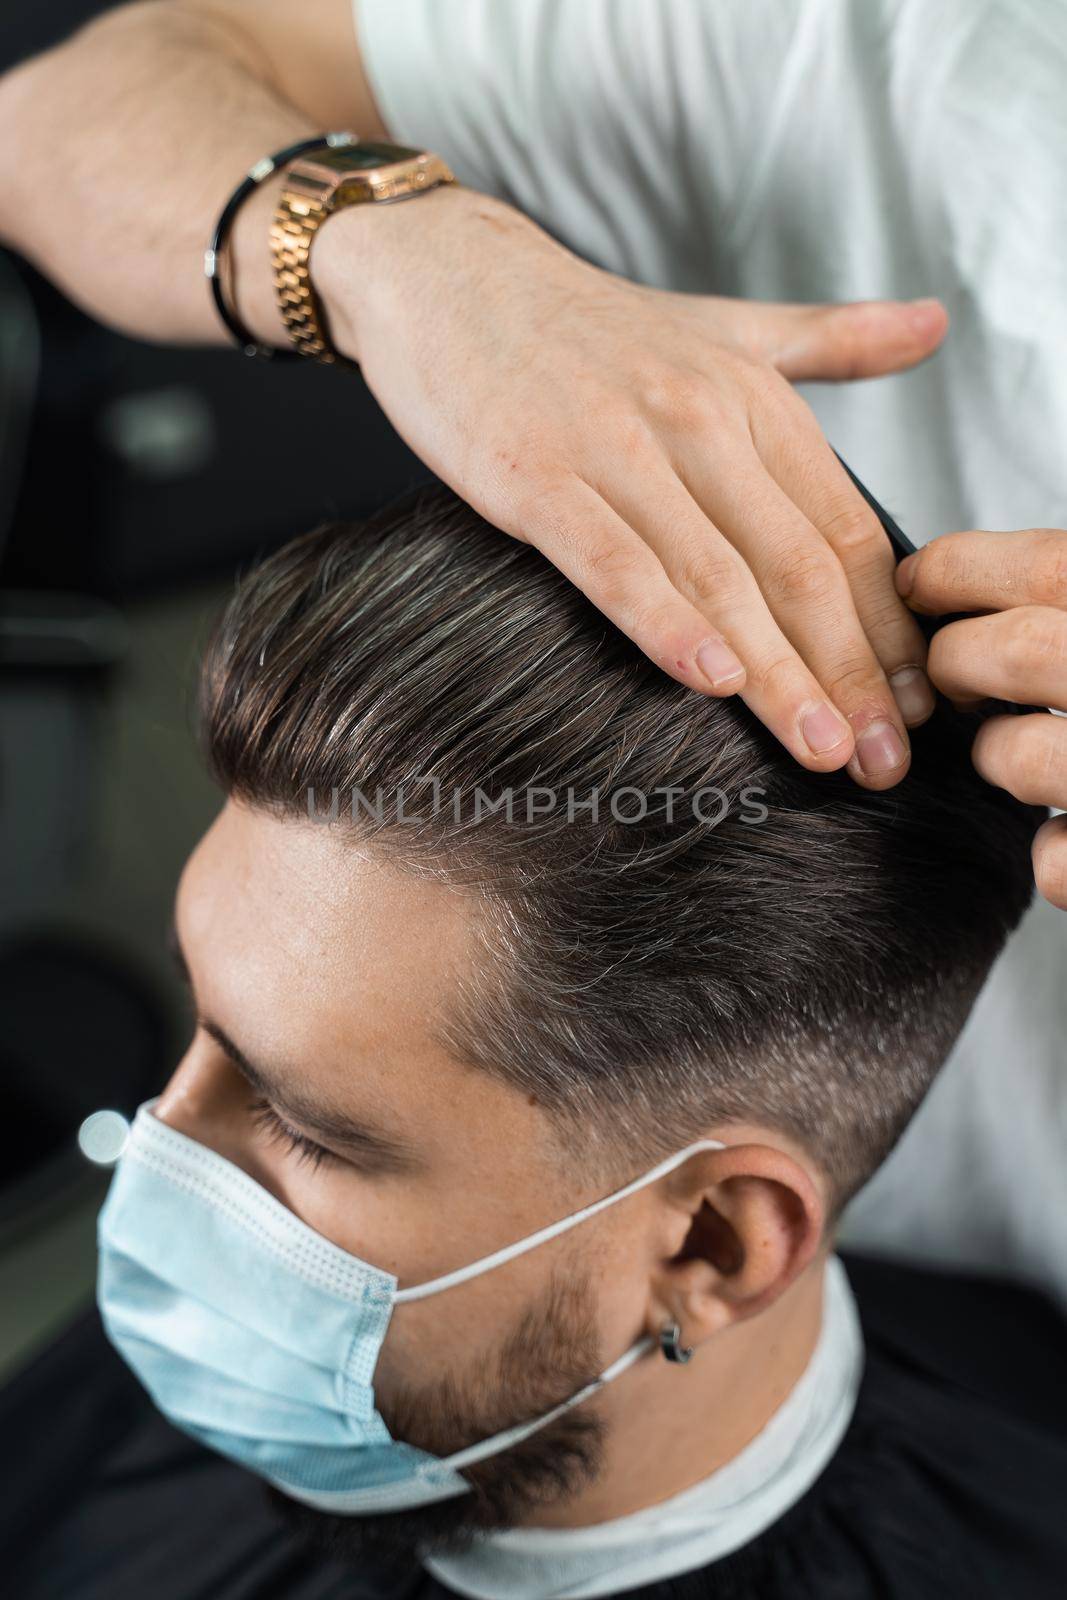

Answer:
[204,132,359,360]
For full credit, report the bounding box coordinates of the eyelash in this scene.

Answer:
[248,1096,338,1172]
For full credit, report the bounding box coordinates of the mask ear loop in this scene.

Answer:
[393,1137,726,1305]
[415,1335,656,1480]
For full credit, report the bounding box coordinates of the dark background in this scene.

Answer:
[0,0,431,600]
[0,0,431,1365]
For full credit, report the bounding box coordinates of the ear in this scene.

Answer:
[646,1142,825,1348]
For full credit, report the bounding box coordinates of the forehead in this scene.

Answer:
[175,798,508,1140]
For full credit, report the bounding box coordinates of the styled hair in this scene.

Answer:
[200,485,1040,1206]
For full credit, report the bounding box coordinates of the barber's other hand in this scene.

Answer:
[317,186,947,787]
[897,528,1067,909]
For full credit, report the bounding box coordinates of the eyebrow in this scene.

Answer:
[166,914,423,1174]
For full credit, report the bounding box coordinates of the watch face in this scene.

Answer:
[310,142,425,174]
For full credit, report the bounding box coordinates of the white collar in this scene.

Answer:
[422,1254,863,1600]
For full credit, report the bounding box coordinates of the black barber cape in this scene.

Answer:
[2,1256,1066,1600]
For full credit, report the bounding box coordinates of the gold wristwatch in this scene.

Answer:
[269,138,457,366]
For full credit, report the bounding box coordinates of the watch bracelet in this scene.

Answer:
[269,193,346,366]
[205,132,359,362]
[269,157,457,366]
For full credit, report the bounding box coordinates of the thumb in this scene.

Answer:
[741,296,948,382]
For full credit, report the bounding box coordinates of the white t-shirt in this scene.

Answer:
[354,0,1067,1303]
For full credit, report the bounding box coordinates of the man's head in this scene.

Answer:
[161,484,1037,1561]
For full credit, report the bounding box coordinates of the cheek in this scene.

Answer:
[373,1226,646,1408]
[372,1230,589,1409]
[274,1165,497,1401]
[268,1155,537,1355]
[581,1225,656,1351]
[265,1158,418,1273]
[369,1292,483,1408]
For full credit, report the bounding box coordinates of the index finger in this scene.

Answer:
[897,528,1067,615]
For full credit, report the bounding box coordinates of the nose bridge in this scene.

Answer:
[154,1034,261,1175]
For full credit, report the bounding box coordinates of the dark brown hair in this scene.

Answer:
[200,485,1040,1205]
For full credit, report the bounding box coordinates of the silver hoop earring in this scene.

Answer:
[660,1320,694,1364]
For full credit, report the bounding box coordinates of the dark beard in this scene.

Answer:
[266,1264,608,1571]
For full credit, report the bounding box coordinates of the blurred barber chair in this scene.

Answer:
[0,250,170,1249]
[0,1,429,1331]
[0,234,430,1213]
[0,225,430,1292]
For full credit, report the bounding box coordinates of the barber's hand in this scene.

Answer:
[897,528,1067,909]
[318,187,947,787]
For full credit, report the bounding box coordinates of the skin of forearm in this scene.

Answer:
[0,1,321,346]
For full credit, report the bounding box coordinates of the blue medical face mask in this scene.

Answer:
[96,1100,723,1515]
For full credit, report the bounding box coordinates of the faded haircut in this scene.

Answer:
[199,484,1040,1207]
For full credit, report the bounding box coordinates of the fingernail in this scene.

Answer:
[696,636,745,689]
[889,666,935,724]
[855,719,907,777]
[896,554,917,596]
[802,702,851,756]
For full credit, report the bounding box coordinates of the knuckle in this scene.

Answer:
[674,549,740,608]
[820,503,885,565]
[753,651,806,701]
[764,544,839,606]
[862,597,925,652]
[824,658,886,705]
[1003,606,1066,673]
[639,368,717,432]
[585,398,650,460]
[613,410,654,461]
[636,595,697,652]
[581,535,644,590]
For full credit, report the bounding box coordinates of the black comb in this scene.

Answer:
[833,451,1042,717]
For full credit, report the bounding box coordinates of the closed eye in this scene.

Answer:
[248,1096,339,1172]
